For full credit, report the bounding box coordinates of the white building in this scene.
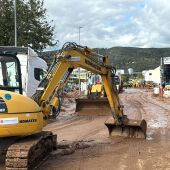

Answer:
[68,68,88,91]
[143,66,160,85]
[128,68,134,75]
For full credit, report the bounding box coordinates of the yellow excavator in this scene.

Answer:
[0,42,147,169]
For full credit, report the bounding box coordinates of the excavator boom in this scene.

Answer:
[33,42,147,138]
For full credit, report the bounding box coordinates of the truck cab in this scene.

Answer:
[0,47,47,97]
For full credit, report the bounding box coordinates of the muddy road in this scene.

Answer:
[40,88,170,169]
[1,88,169,170]
[0,89,166,170]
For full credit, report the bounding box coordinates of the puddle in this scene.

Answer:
[146,132,154,140]
[148,118,167,129]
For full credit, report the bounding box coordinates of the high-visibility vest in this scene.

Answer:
[91,84,102,93]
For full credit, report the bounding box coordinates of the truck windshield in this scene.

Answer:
[0,54,22,94]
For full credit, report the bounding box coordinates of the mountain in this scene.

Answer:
[41,47,170,72]
[94,47,170,72]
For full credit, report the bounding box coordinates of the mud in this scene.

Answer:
[1,89,170,170]
[37,88,170,170]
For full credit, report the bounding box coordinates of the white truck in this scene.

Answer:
[0,47,48,97]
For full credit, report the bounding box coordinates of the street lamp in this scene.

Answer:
[14,0,17,46]
[78,26,83,94]
[78,26,83,45]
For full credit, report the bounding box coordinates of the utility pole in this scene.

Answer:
[78,26,83,95]
[14,0,17,46]
[78,26,82,44]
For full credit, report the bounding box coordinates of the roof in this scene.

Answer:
[0,46,38,57]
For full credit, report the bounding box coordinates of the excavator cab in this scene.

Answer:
[0,53,22,94]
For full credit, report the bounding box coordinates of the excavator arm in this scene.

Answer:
[33,42,147,138]
[33,43,121,121]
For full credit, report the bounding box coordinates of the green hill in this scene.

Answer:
[41,47,170,72]
[94,47,170,72]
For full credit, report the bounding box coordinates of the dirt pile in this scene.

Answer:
[51,140,94,157]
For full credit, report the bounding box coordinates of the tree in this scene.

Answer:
[121,74,130,83]
[0,0,55,51]
[0,0,15,45]
[136,73,144,79]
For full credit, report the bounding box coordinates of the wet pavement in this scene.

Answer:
[1,88,170,170]
[39,88,170,170]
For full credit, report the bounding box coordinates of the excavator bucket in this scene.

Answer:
[75,98,112,115]
[105,118,147,138]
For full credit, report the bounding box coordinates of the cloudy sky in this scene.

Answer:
[44,0,170,49]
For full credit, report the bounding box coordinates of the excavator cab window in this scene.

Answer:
[34,68,46,81]
[114,75,120,85]
[0,53,22,94]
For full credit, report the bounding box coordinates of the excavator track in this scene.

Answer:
[5,131,57,170]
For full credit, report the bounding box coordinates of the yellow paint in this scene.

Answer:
[0,90,45,137]
[0,90,41,113]
[0,112,44,137]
